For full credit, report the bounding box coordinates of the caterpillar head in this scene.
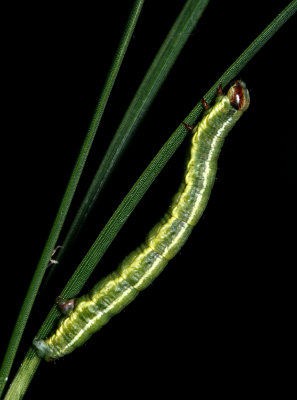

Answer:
[227,80,250,112]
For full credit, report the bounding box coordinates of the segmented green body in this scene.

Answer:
[33,81,250,361]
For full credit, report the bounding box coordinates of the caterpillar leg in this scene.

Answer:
[184,89,221,131]
[217,83,223,96]
[201,97,210,110]
[56,296,76,315]
[182,122,194,131]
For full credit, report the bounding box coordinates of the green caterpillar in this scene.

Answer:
[33,80,250,361]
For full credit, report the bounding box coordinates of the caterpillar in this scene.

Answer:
[33,80,250,361]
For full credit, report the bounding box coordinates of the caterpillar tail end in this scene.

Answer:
[33,338,56,362]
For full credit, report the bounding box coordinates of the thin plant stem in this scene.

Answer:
[0,0,145,397]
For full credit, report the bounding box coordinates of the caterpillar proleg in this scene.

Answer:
[33,80,250,361]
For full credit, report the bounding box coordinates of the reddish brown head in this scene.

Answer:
[227,80,250,111]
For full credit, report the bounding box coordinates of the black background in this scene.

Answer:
[1,1,296,398]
